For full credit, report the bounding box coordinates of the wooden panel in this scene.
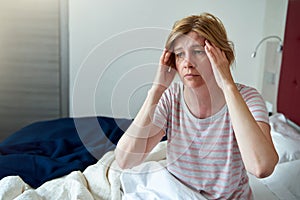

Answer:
[0,0,61,141]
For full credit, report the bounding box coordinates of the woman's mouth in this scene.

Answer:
[184,74,199,78]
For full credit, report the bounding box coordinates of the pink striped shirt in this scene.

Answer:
[153,82,269,199]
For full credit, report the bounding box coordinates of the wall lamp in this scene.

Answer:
[251,35,283,58]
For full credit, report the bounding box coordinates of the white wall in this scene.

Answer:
[260,0,288,113]
[69,0,287,118]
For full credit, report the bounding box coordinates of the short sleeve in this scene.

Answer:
[239,85,269,124]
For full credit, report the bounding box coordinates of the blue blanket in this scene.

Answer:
[0,116,132,188]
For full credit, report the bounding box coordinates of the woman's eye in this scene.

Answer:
[194,50,205,55]
[175,52,184,58]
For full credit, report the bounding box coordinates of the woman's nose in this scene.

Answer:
[183,57,195,69]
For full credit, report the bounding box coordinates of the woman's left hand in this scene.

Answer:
[204,40,234,90]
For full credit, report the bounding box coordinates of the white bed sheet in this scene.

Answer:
[260,159,300,200]
[248,173,279,200]
[121,161,207,200]
[121,162,280,200]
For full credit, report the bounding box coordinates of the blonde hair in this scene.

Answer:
[165,13,235,66]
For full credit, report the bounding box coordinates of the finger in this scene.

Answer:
[205,40,213,49]
[164,51,171,64]
[159,49,167,64]
[205,40,222,56]
[209,41,220,52]
[204,40,215,56]
[221,51,227,60]
[211,45,227,62]
[205,40,227,64]
[205,42,216,61]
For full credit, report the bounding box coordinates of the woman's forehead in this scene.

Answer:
[173,31,205,50]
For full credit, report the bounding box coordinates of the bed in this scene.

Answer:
[0,90,299,200]
[0,109,299,200]
[0,87,299,198]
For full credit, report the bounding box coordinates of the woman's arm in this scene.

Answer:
[204,41,278,178]
[115,49,176,169]
[221,85,278,178]
[115,88,166,169]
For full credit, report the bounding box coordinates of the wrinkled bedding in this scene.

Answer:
[0,141,168,200]
[0,141,282,200]
[1,114,296,199]
[0,116,132,188]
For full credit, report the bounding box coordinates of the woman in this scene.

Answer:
[115,13,278,199]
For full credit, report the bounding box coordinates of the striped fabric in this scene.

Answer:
[153,82,269,199]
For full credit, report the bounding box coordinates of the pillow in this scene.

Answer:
[287,117,300,133]
[269,113,300,163]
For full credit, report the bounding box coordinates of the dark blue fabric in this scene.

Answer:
[0,116,132,188]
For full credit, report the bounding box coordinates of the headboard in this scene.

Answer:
[277,0,300,125]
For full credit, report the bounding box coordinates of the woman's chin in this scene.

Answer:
[183,79,205,89]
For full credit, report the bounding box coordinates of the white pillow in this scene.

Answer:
[270,113,300,163]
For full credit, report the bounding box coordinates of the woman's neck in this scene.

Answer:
[183,84,226,119]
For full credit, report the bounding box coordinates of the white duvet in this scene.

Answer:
[0,141,282,200]
[0,142,169,200]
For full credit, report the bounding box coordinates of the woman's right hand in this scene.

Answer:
[152,49,177,92]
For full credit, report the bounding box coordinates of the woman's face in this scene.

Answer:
[173,31,214,88]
